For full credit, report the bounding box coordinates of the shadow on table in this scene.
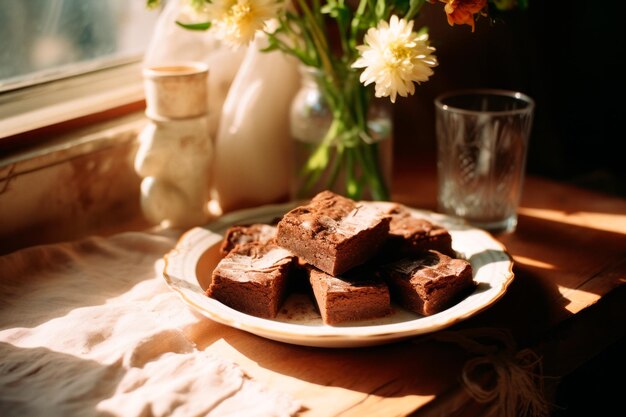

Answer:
[223,330,471,398]
[0,342,120,417]
[453,210,625,346]
[196,212,625,402]
[500,212,626,296]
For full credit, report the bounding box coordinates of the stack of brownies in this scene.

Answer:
[206,191,475,325]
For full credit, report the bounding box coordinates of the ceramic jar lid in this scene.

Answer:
[143,62,209,119]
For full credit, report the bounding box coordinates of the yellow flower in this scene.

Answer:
[439,0,487,32]
[352,15,438,103]
[206,0,282,46]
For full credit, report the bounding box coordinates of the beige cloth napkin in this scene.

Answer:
[0,231,300,417]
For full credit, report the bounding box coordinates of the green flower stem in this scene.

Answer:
[355,140,389,200]
[298,98,390,201]
[295,0,336,83]
[344,146,359,197]
[298,118,342,197]
[350,0,369,49]
[325,145,344,191]
[304,117,342,171]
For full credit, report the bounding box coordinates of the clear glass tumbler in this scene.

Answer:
[435,89,535,234]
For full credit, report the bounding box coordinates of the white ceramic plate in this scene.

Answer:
[162,202,514,348]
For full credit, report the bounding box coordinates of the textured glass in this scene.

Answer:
[435,90,534,234]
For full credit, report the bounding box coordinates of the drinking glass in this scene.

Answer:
[435,89,535,234]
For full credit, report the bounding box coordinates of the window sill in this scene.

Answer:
[0,62,145,140]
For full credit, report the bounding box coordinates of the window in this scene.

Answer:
[0,0,162,140]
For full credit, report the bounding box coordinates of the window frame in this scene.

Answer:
[0,61,146,142]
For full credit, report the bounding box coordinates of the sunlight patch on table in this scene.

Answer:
[557,286,601,314]
[518,207,626,234]
[513,255,556,270]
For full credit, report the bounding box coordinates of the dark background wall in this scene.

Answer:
[396,1,625,197]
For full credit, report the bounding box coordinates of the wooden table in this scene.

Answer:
[191,157,626,416]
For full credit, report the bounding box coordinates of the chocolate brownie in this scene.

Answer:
[309,267,391,325]
[207,242,294,318]
[367,202,454,258]
[381,250,474,316]
[219,224,277,256]
[276,191,391,276]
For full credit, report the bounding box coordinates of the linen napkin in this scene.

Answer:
[0,231,300,417]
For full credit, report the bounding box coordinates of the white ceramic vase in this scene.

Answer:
[212,34,300,213]
[134,63,213,228]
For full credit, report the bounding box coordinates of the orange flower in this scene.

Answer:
[439,0,487,32]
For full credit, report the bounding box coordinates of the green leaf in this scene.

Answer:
[406,0,426,20]
[320,1,335,15]
[375,0,386,20]
[415,25,429,37]
[146,0,161,10]
[491,0,528,11]
[175,20,211,31]
[189,0,210,10]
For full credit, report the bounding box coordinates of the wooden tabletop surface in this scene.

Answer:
[192,158,626,417]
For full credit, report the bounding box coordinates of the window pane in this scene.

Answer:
[0,0,161,92]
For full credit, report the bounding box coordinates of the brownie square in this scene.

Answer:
[367,202,454,258]
[276,191,391,276]
[381,250,474,316]
[219,224,277,256]
[207,242,294,318]
[309,267,391,325]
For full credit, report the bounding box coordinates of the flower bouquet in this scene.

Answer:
[147,0,526,201]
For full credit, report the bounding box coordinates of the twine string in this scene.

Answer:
[432,328,550,417]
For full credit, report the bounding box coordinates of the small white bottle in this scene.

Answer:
[134,63,213,228]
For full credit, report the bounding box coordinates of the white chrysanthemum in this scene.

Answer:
[206,0,282,46]
[352,15,438,103]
